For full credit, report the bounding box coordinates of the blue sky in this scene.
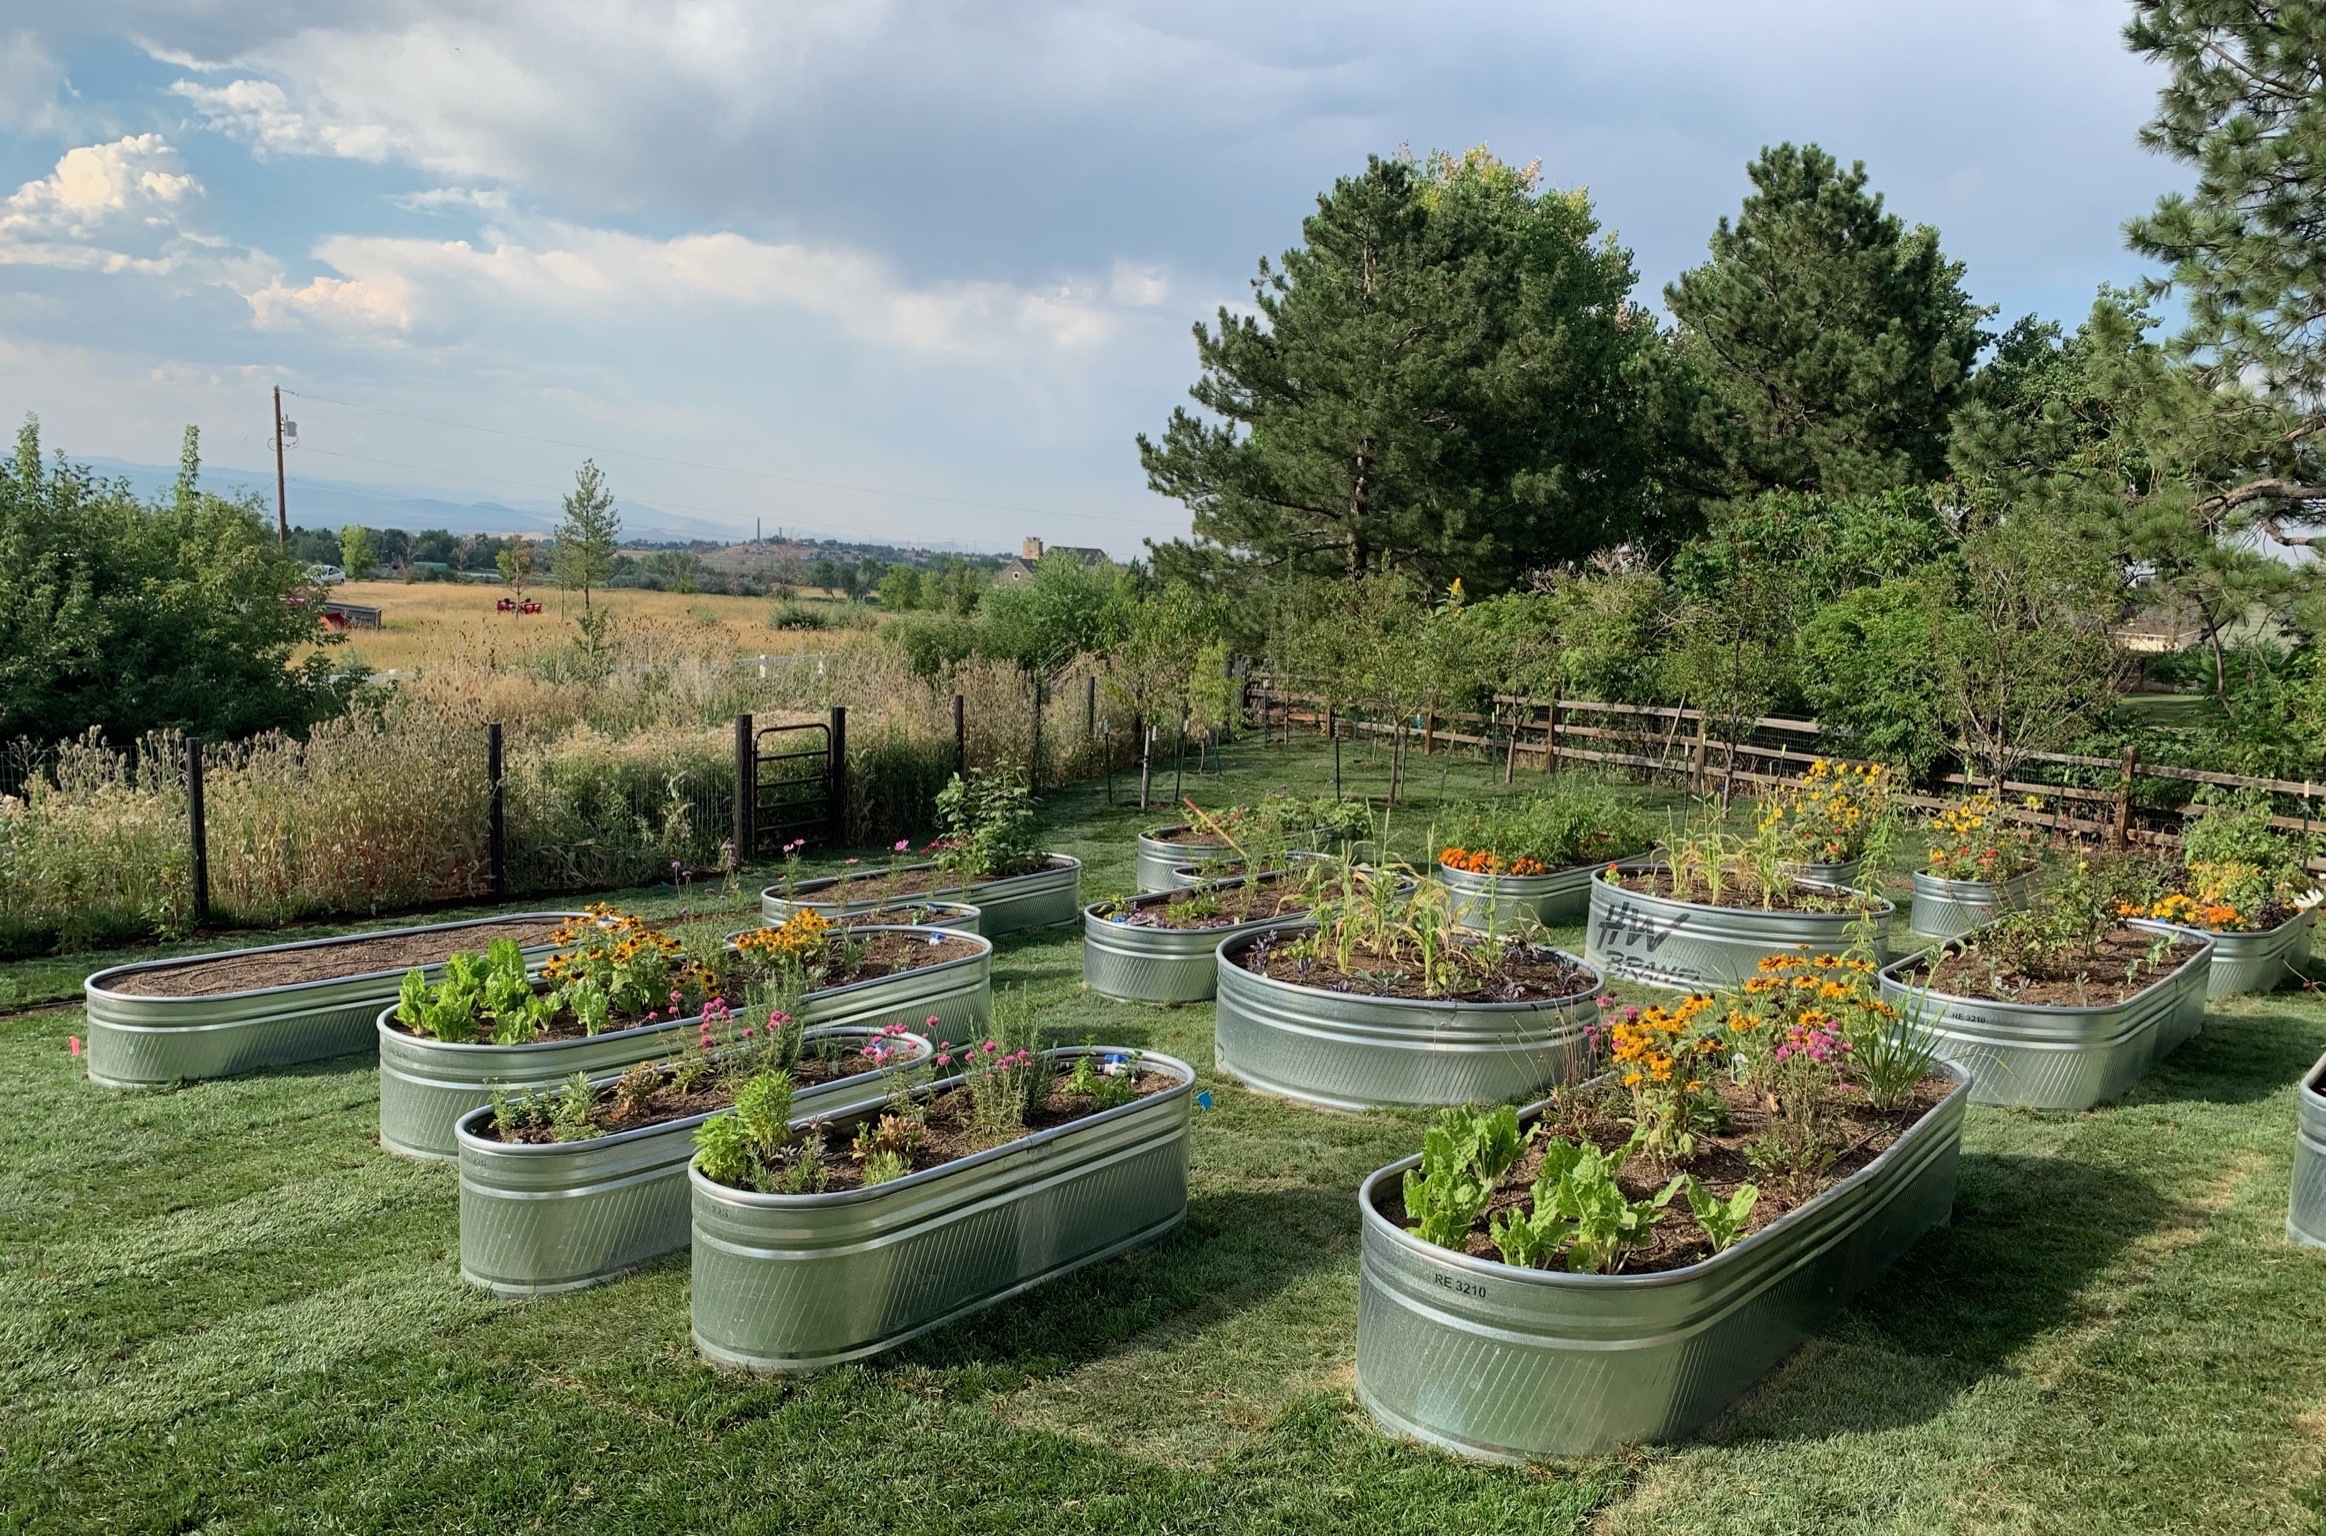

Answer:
[0,2,2181,556]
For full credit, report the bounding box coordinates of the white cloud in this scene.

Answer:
[248,220,1142,356]
[168,77,398,161]
[0,31,81,137]
[389,186,510,213]
[0,135,235,276]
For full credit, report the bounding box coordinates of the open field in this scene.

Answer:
[307,581,856,674]
[6,737,2326,1534]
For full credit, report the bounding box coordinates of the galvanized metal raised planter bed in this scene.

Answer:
[1875,921,2210,1111]
[1083,876,1312,1004]
[1584,863,1892,993]
[1354,1062,1971,1461]
[2290,1054,2326,1250]
[1442,857,1644,934]
[725,901,980,949]
[2164,906,2314,999]
[380,926,993,1160]
[762,856,1081,936]
[82,912,582,1089]
[1909,869,2041,942]
[691,1046,1195,1373]
[1134,825,1240,894]
[455,1025,936,1297]
[1212,924,1601,1111]
[1781,857,1866,888]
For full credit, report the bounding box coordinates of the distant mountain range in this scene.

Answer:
[78,456,1003,553]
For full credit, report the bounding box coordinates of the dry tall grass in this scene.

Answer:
[0,619,1151,957]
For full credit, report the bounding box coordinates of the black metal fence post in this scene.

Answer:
[1030,675,1044,795]
[186,737,209,928]
[1084,674,1095,741]
[952,692,966,777]
[827,705,847,846]
[732,713,754,861]
[487,722,506,898]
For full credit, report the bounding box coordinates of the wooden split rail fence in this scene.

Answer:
[1246,682,2326,873]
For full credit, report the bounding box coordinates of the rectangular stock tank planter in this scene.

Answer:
[380,927,993,1160]
[2290,1054,2326,1250]
[1443,857,1644,933]
[1212,925,1600,1112]
[2165,906,2314,999]
[1875,921,2210,1111]
[690,1046,1195,1373]
[82,912,581,1089]
[1909,870,2041,942]
[1585,863,1892,993]
[1354,1064,1971,1461]
[455,1026,935,1297]
[763,857,1081,936]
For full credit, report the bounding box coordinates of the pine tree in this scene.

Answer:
[552,460,621,610]
[2124,0,2326,553]
[1139,148,1659,592]
[1665,143,1990,497]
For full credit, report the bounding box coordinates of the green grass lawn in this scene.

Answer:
[5,736,2325,1534]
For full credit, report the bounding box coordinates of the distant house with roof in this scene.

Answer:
[995,536,1112,585]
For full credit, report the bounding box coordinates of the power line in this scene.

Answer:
[280,387,1181,531]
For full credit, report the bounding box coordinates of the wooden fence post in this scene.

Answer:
[1422,710,1437,756]
[1085,673,1096,742]
[488,722,506,898]
[952,693,966,777]
[187,737,209,929]
[1030,676,1044,795]
[1690,712,1709,794]
[731,714,753,866]
[1543,699,1560,774]
[827,706,847,847]
[2113,745,2139,848]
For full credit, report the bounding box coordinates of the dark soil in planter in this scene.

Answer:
[479,1043,877,1143]
[1612,870,1876,914]
[393,931,983,1044]
[1100,884,1310,932]
[789,860,1052,902]
[1898,928,2205,1007]
[1149,826,1230,848]
[784,1066,1179,1193]
[1237,931,1594,1003]
[105,917,570,998]
[1376,1072,1953,1274]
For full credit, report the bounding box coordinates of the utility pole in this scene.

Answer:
[272,385,289,549]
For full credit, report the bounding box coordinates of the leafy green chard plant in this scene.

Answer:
[1489,1131,1685,1275]
[396,940,556,1045]
[1402,1104,1529,1249]
[1682,1176,1758,1252]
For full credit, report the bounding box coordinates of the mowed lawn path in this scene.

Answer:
[5,739,2324,1534]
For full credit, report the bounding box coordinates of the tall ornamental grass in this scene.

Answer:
[0,730,190,956]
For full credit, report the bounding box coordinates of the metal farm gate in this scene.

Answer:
[734,708,845,857]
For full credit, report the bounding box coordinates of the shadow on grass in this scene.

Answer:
[1699,1150,2177,1446]
[883,1182,1357,1382]
[2134,997,2326,1107]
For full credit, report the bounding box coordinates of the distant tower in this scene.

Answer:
[1021,536,1044,561]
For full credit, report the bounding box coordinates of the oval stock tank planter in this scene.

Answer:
[455,1026,936,1297]
[1909,870,2041,942]
[381,927,992,1160]
[1584,863,1892,993]
[690,1047,1195,1373]
[2165,906,2314,999]
[1876,921,2210,1111]
[1211,926,1600,1112]
[2289,1054,2326,1250]
[763,857,1081,937]
[1442,859,1633,933]
[83,912,582,1089]
[1353,1064,1971,1462]
[1781,857,1866,888]
[1135,826,1238,894]
[725,902,980,950]
[1083,878,1309,1004]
